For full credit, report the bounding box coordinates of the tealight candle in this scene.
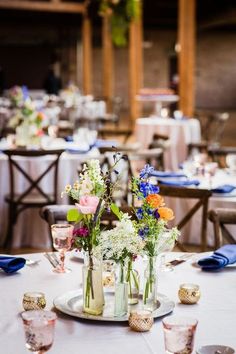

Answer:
[22,292,46,311]
[128,310,153,332]
[178,283,201,304]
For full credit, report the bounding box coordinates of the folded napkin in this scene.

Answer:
[148,171,187,178]
[158,179,200,187]
[198,245,236,270]
[0,256,26,274]
[211,184,236,194]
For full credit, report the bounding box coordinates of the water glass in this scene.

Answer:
[21,310,57,353]
[51,224,73,273]
[162,316,198,354]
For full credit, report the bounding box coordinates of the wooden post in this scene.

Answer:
[82,15,92,95]
[129,0,143,124]
[102,14,113,110]
[178,0,196,117]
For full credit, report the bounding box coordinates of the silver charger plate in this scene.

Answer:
[53,289,175,322]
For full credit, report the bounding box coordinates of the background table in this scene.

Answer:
[1,252,236,354]
[164,169,236,246]
[0,149,99,249]
[135,117,201,170]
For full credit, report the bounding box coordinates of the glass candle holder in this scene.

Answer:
[178,284,201,304]
[23,292,46,311]
[128,310,153,332]
[162,316,198,354]
[21,310,57,353]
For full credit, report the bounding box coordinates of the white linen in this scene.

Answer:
[135,118,201,170]
[0,149,99,249]
[1,252,236,354]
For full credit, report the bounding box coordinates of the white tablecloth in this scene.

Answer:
[135,118,201,170]
[0,150,99,249]
[1,252,236,353]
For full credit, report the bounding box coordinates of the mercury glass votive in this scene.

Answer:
[23,292,46,311]
[128,310,153,332]
[178,284,201,304]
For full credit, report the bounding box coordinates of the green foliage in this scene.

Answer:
[67,209,82,223]
[99,0,140,47]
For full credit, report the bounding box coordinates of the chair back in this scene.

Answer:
[208,208,236,248]
[208,146,236,168]
[159,185,212,251]
[3,149,63,205]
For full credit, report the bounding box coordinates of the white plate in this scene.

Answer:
[54,289,175,322]
[197,345,235,354]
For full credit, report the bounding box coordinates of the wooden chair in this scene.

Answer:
[3,149,64,250]
[97,128,133,144]
[159,185,212,251]
[40,204,135,244]
[207,146,236,168]
[208,208,236,248]
[187,112,229,157]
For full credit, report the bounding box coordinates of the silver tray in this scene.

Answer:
[53,289,175,322]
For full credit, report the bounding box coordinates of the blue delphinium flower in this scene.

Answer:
[139,164,154,179]
[154,209,160,219]
[136,207,143,220]
[138,226,149,239]
[139,181,159,197]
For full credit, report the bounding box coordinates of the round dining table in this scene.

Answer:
[1,251,236,353]
[135,117,201,170]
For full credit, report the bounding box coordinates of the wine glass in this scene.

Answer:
[21,310,57,354]
[51,224,73,273]
[158,231,176,272]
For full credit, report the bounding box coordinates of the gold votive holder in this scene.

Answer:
[128,310,153,332]
[22,292,46,311]
[178,283,201,304]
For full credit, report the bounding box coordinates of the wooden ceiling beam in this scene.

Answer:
[0,0,87,14]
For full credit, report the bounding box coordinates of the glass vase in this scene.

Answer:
[114,262,128,317]
[82,254,104,316]
[143,256,157,311]
[126,258,140,305]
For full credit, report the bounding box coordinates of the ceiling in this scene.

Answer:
[0,0,236,31]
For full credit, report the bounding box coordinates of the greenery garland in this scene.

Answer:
[99,0,140,47]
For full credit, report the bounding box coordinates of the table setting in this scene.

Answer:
[1,159,236,353]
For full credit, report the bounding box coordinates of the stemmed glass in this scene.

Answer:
[51,224,73,273]
[158,231,176,272]
[21,310,57,354]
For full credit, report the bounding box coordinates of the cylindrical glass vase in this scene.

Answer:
[126,259,140,305]
[82,255,104,316]
[114,262,128,317]
[143,256,157,311]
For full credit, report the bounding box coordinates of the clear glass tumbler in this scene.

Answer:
[21,310,57,354]
[162,316,198,354]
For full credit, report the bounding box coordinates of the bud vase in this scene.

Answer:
[143,256,157,311]
[114,262,128,317]
[126,258,139,305]
[82,254,104,316]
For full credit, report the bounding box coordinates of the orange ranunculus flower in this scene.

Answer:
[146,194,165,208]
[158,207,174,221]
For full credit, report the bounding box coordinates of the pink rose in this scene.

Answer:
[75,196,99,215]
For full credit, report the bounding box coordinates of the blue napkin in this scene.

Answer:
[149,171,187,178]
[198,245,236,270]
[158,179,200,187]
[0,256,26,274]
[211,185,236,194]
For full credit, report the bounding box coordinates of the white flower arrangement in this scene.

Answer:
[96,213,144,263]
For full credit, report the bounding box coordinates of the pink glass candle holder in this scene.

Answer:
[162,316,198,354]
